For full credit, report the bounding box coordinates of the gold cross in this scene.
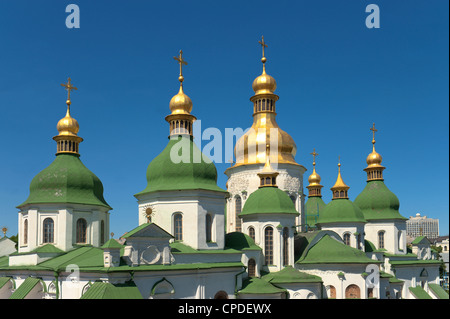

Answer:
[61,77,77,102]
[310,148,318,166]
[259,36,268,58]
[370,123,377,144]
[173,50,188,79]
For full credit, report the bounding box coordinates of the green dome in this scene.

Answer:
[317,198,366,225]
[135,135,226,195]
[18,154,111,209]
[305,196,326,227]
[354,180,407,221]
[240,187,298,217]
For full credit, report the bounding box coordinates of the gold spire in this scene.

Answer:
[54,78,83,155]
[258,144,279,187]
[364,123,385,181]
[306,149,323,197]
[166,50,196,136]
[331,157,349,199]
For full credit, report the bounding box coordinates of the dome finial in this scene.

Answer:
[331,156,350,199]
[173,50,188,86]
[307,148,323,197]
[364,123,385,181]
[54,78,83,155]
[259,36,268,73]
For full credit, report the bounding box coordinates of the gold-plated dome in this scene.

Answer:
[230,36,300,168]
[169,85,193,115]
[308,168,321,186]
[364,123,385,181]
[252,70,277,95]
[57,106,80,136]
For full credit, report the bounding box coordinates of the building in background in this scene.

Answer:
[407,213,439,240]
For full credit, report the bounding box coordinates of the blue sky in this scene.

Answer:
[0,0,448,237]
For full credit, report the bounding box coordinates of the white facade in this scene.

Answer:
[364,220,407,254]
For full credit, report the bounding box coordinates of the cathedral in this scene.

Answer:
[0,38,447,300]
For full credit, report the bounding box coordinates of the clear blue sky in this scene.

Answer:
[0,0,448,237]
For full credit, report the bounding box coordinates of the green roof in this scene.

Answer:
[262,266,322,284]
[354,180,407,221]
[296,234,380,265]
[170,241,241,254]
[101,239,124,249]
[135,135,226,196]
[317,198,366,224]
[409,286,432,299]
[238,277,286,295]
[305,196,326,226]
[428,283,449,299]
[9,277,43,299]
[80,281,143,299]
[389,259,442,266]
[0,277,12,289]
[18,153,111,209]
[225,232,262,251]
[240,186,299,217]
[411,236,430,245]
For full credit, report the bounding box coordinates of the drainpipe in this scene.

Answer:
[234,267,247,297]
[54,271,60,299]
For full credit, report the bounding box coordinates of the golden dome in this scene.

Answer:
[169,85,193,115]
[366,146,383,167]
[308,168,321,186]
[57,106,79,136]
[252,69,277,95]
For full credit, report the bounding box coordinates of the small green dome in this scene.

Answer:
[135,136,226,195]
[317,198,366,225]
[18,154,111,209]
[354,180,407,220]
[240,187,298,217]
[305,196,326,227]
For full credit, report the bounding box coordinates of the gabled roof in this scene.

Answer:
[411,236,431,245]
[428,283,449,299]
[262,266,322,284]
[121,223,173,239]
[238,277,286,295]
[101,239,124,249]
[80,281,142,299]
[9,277,43,299]
[409,286,432,299]
[296,232,380,265]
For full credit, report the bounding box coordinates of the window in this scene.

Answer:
[248,227,255,241]
[76,218,87,244]
[283,227,289,266]
[248,258,256,277]
[206,214,213,242]
[378,231,385,249]
[100,220,105,245]
[290,195,296,205]
[43,218,54,243]
[343,233,351,246]
[174,213,183,241]
[235,196,242,232]
[23,219,28,245]
[265,227,274,265]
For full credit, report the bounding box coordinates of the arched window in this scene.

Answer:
[265,227,274,265]
[23,219,28,245]
[345,284,361,299]
[283,227,289,266]
[76,218,87,244]
[248,258,256,277]
[235,196,242,232]
[327,285,336,299]
[378,231,385,249]
[248,227,255,241]
[214,291,229,299]
[174,213,183,241]
[145,208,153,223]
[100,220,105,245]
[289,195,296,205]
[343,233,351,246]
[43,218,54,243]
[206,214,213,242]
